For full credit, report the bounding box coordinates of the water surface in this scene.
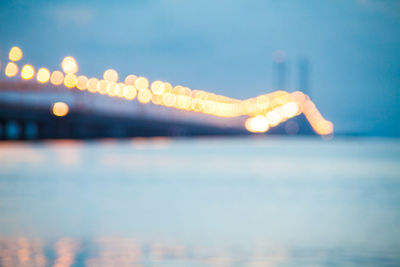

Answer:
[0,137,399,266]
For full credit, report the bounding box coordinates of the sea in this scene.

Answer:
[0,137,399,266]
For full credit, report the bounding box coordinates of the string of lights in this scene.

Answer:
[2,46,333,135]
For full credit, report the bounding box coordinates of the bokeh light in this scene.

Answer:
[64,74,78,88]
[51,102,69,117]
[245,116,270,133]
[103,69,118,83]
[137,89,152,104]
[162,93,176,107]
[87,78,99,93]
[5,62,18,77]
[50,71,64,86]
[123,85,137,100]
[76,76,89,90]
[0,44,334,136]
[125,75,137,85]
[106,82,117,96]
[61,57,78,74]
[97,80,108,94]
[21,65,35,80]
[151,81,165,95]
[9,46,23,61]
[37,68,51,83]
[135,77,149,90]
[279,102,299,118]
[266,110,281,127]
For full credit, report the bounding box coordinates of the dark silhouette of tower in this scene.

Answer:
[272,50,287,90]
[298,58,310,97]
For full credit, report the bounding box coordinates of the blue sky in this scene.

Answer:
[1,0,399,135]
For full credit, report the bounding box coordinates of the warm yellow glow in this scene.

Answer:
[123,85,137,100]
[50,71,64,85]
[279,102,299,118]
[87,78,99,93]
[9,46,23,61]
[151,80,165,95]
[103,69,118,82]
[97,80,108,94]
[76,75,88,90]
[37,68,51,83]
[64,73,78,88]
[291,91,306,103]
[163,82,173,93]
[1,46,335,136]
[314,120,334,135]
[52,102,69,117]
[116,83,125,97]
[191,98,204,112]
[256,95,270,110]
[162,93,176,107]
[21,65,35,80]
[151,95,162,105]
[177,96,192,110]
[135,77,149,90]
[245,116,270,133]
[125,74,137,85]
[137,89,152,104]
[106,82,117,96]
[5,62,18,77]
[173,85,185,95]
[266,110,281,127]
[61,56,78,74]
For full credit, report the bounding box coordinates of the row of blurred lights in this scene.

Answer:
[2,46,333,135]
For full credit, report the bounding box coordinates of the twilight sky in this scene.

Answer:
[1,0,399,136]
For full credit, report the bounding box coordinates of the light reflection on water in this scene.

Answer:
[0,137,399,266]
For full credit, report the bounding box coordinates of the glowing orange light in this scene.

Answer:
[314,120,334,135]
[106,82,117,96]
[64,73,78,88]
[87,78,99,93]
[279,102,299,118]
[163,82,173,93]
[37,68,51,83]
[266,110,281,126]
[137,89,152,104]
[245,116,270,133]
[5,62,18,77]
[97,80,108,94]
[151,94,163,105]
[21,65,35,80]
[76,75,88,90]
[125,74,137,85]
[9,46,23,61]
[162,93,176,107]
[291,91,307,104]
[123,85,137,100]
[50,71,64,85]
[61,56,78,74]
[256,95,270,110]
[103,69,118,82]
[151,80,165,95]
[52,102,69,117]
[173,85,185,95]
[191,98,204,112]
[2,45,334,136]
[135,77,149,90]
[116,83,125,97]
[177,96,191,110]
